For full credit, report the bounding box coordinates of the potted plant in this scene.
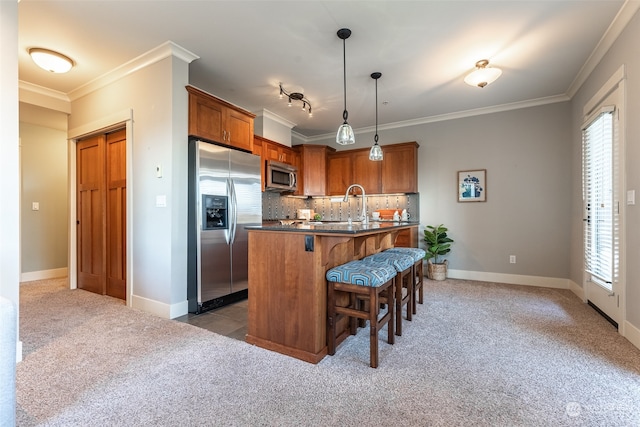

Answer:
[423,224,454,280]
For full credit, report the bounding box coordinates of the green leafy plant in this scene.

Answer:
[423,224,454,264]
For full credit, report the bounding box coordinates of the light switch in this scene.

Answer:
[156,195,167,207]
[32,202,39,211]
[627,190,635,205]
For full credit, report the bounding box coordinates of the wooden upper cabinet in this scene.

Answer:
[293,145,334,197]
[352,148,381,195]
[261,139,295,164]
[381,142,419,193]
[326,151,353,196]
[327,141,419,196]
[187,86,255,152]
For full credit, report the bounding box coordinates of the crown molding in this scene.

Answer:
[567,0,640,98]
[299,94,570,143]
[68,41,199,101]
[255,109,297,129]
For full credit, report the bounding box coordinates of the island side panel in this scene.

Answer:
[247,231,329,362]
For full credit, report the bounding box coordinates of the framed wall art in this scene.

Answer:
[458,169,486,202]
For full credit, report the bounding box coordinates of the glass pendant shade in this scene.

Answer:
[369,72,383,161]
[369,141,383,161]
[336,123,355,145]
[336,28,355,145]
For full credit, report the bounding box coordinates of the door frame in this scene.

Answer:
[581,66,626,335]
[68,109,133,307]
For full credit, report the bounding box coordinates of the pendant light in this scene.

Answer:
[336,28,355,145]
[369,72,383,161]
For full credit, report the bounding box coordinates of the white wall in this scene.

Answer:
[570,9,640,336]
[19,122,68,276]
[0,0,22,360]
[68,52,192,318]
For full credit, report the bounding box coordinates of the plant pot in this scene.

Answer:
[427,259,448,281]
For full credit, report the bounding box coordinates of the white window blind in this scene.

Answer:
[582,106,618,289]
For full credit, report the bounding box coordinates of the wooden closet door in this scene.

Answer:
[77,135,106,294]
[105,129,126,299]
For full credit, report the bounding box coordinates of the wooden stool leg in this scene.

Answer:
[327,282,337,355]
[387,283,395,346]
[369,287,379,368]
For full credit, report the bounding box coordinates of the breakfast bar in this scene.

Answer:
[245,221,419,363]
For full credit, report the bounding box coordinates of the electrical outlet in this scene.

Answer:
[509,255,516,264]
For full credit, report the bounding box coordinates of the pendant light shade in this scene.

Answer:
[369,72,383,161]
[336,28,355,145]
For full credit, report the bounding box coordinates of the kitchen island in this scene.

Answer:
[245,220,419,363]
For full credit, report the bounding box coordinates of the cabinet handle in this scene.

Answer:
[227,131,231,142]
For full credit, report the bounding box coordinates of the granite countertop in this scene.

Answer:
[246,220,419,235]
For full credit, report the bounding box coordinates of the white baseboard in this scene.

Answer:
[130,294,188,319]
[16,341,22,363]
[20,268,68,283]
[447,269,572,289]
[623,320,640,352]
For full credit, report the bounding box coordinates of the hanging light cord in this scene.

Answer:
[374,76,379,143]
[342,36,348,124]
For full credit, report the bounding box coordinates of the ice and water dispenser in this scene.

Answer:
[202,195,228,230]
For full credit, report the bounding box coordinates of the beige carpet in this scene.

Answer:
[16,277,640,426]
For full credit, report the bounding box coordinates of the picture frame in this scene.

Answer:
[457,169,486,202]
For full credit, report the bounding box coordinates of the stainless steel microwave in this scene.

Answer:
[265,160,298,192]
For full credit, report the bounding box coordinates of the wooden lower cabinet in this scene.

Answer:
[394,227,418,248]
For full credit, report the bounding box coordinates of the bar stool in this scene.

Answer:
[386,247,426,315]
[363,251,414,336]
[326,260,396,368]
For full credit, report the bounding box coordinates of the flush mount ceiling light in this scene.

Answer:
[279,83,312,117]
[369,72,383,161]
[28,48,74,73]
[336,28,355,145]
[464,59,502,88]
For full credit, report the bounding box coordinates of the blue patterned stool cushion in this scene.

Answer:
[326,260,396,287]
[386,247,426,263]
[363,252,414,272]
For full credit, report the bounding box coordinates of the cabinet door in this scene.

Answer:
[352,149,381,194]
[327,152,352,195]
[189,93,224,143]
[382,142,418,193]
[226,108,253,152]
[295,145,328,196]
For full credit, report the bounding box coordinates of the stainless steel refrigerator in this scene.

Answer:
[187,139,262,313]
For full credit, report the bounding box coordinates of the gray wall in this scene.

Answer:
[19,121,68,274]
[310,101,573,279]
[570,9,640,328]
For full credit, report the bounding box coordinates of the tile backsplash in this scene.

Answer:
[262,192,420,222]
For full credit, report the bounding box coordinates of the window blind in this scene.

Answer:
[582,107,617,289]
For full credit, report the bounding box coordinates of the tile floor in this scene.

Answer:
[175,299,248,341]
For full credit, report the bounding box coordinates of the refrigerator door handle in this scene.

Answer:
[224,179,232,245]
[229,178,238,245]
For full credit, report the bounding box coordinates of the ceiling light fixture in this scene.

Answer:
[279,83,312,117]
[369,72,383,161]
[336,28,355,145]
[28,48,74,73]
[464,59,502,88]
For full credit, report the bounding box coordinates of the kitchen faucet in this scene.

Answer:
[344,184,368,224]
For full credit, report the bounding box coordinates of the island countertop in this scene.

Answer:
[246,220,419,235]
[245,221,420,363]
